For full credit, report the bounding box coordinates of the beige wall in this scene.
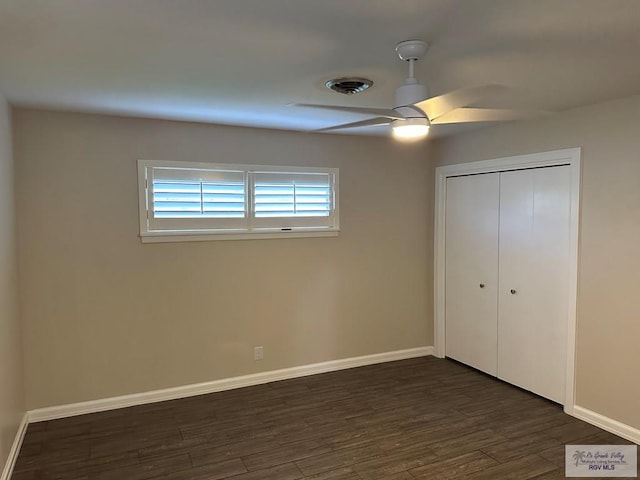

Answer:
[10,95,640,433]
[0,97,24,469]
[14,109,433,409]
[433,94,640,430]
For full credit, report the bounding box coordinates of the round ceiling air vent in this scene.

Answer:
[325,77,373,95]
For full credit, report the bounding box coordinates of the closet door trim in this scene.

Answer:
[434,147,581,412]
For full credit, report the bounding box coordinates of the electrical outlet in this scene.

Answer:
[254,346,264,361]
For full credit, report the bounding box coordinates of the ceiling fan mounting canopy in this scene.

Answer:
[395,40,429,62]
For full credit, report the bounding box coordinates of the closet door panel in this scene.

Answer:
[445,173,500,375]
[497,166,571,403]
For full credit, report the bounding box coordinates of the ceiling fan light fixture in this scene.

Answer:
[392,117,430,141]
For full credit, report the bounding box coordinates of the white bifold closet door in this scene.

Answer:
[445,165,571,404]
[497,166,571,404]
[445,173,500,376]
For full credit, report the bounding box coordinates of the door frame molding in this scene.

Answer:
[434,147,581,410]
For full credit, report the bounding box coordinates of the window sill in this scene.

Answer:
[140,229,340,243]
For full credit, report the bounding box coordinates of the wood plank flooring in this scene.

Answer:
[12,357,634,479]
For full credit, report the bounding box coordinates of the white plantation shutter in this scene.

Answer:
[138,160,338,240]
[252,172,334,229]
[147,166,247,231]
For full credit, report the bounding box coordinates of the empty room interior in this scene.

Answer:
[1,1,639,479]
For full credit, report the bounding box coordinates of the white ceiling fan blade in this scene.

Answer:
[294,103,404,120]
[414,85,506,120]
[315,117,393,132]
[431,107,549,125]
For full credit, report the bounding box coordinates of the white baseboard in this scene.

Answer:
[29,346,433,422]
[0,413,28,480]
[570,405,640,445]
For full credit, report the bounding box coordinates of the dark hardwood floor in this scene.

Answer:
[12,357,634,480]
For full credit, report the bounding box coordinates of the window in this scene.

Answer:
[138,160,339,242]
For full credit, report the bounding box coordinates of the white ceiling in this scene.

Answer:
[1,0,640,138]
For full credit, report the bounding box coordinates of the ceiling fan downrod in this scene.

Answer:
[394,40,430,109]
[407,58,416,83]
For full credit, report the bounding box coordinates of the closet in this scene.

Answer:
[445,165,571,404]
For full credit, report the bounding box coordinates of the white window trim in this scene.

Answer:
[137,160,340,243]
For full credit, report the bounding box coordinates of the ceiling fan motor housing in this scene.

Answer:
[394,82,428,109]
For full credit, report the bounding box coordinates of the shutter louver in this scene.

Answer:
[153,181,245,218]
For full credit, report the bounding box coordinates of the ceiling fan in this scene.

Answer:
[296,40,543,141]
